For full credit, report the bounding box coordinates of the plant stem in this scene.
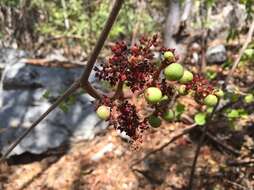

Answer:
[187,106,217,190]
[80,0,125,83]
[225,19,254,86]
[0,0,125,160]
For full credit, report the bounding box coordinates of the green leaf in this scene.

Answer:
[226,109,239,119]
[194,112,207,126]
[42,90,51,99]
[175,103,185,119]
[59,103,69,113]
[205,70,217,80]
[244,94,254,104]
[226,92,240,103]
[67,95,77,105]
[237,109,248,118]
[243,48,254,59]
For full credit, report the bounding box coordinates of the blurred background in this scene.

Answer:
[0,0,254,189]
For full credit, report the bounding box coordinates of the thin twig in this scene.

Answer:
[224,179,249,190]
[205,130,240,156]
[226,160,254,167]
[187,103,218,190]
[80,0,124,83]
[225,19,254,86]
[130,124,197,169]
[112,81,124,99]
[1,81,80,160]
[61,0,70,30]
[0,0,125,161]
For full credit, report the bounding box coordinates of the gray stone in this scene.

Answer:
[0,48,107,157]
[206,45,227,64]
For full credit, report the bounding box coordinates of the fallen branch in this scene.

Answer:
[25,58,85,68]
[205,130,240,156]
[130,124,197,169]
[226,160,254,167]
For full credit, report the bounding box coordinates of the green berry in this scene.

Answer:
[144,87,162,104]
[96,105,110,120]
[163,109,175,122]
[179,70,193,84]
[244,94,254,104]
[214,89,224,98]
[148,115,161,128]
[160,95,169,102]
[204,94,218,107]
[164,63,184,81]
[177,85,187,95]
[163,51,175,62]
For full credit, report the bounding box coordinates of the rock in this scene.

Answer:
[0,48,29,80]
[206,45,227,64]
[0,48,107,157]
[207,3,246,39]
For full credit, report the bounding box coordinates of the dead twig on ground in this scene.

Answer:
[25,58,85,68]
[130,124,197,169]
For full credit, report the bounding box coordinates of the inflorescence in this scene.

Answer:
[94,35,221,140]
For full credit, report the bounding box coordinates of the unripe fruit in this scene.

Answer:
[163,109,175,122]
[160,95,169,102]
[96,105,110,120]
[163,51,175,62]
[179,70,193,84]
[244,94,254,104]
[148,115,161,128]
[214,89,224,98]
[204,94,218,107]
[144,87,162,104]
[177,85,187,95]
[164,63,184,81]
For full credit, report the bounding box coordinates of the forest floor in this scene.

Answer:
[0,95,253,190]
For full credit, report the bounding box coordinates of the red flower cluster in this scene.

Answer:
[95,35,172,92]
[94,35,216,141]
[114,101,148,140]
[186,74,214,99]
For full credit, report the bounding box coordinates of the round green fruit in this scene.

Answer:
[96,105,111,120]
[163,109,175,122]
[179,70,193,84]
[144,87,162,104]
[163,51,175,62]
[214,89,224,98]
[148,115,161,128]
[164,63,184,81]
[204,94,218,107]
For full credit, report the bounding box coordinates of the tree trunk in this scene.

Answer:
[164,0,193,60]
[164,0,180,49]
